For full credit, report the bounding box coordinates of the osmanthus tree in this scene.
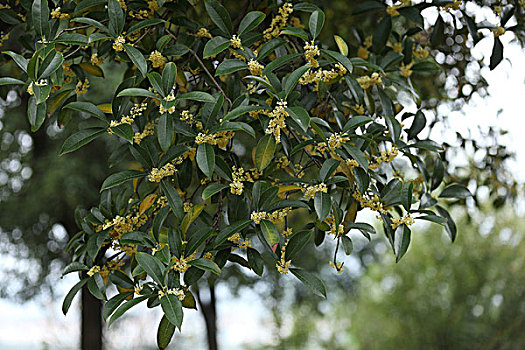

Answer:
[0,0,520,348]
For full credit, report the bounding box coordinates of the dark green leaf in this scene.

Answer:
[203,36,231,58]
[189,258,221,275]
[108,0,125,36]
[489,37,504,70]
[239,11,266,35]
[196,143,215,178]
[215,59,248,76]
[204,0,232,36]
[136,252,166,285]
[314,191,331,221]
[309,10,325,40]
[158,113,174,152]
[260,219,280,246]
[202,183,229,200]
[32,0,50,38]
[214,219,252,247]
[62,278,88,315]
[285,65,310,97]
[63,101,108,122]
[372,15,392,53]
[254,135,276,171]
[162,62,177,95]
[290,268,327,298]
[108,295,149,327]
[157,315,175,350]
[161,179,184,220]
[320,159,340,182]
[160,294,183,329]
[439,184,472,199]
[394,224,411,262]
[100,170,145,190]
[60,128,106,155]
[125,44,148,77]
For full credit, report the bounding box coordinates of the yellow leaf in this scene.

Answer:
[47,88,74,115]
[78,62,104,77]
[334,35,349,56]
[97,103,113,114]
[278,185,302,194]
[181,204,205,235]
[343,201,358,234]
[139,194,158,215]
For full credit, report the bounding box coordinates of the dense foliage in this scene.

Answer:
[0,0,522,348]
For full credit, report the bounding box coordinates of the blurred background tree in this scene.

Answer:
[247,206,525,349]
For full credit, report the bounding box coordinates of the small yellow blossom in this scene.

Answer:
[91,53,104,65]
[75,79,90,95]
[400,61,414,78]
[391,213,415,229]
[303,183,328,200]
[263,2,293,41]
[304,41,320,68]
[196,28,213,39]
[248,59,264,76]
[356,72,382,89]
[265,100,289,143]
[171,252,197,273]
[87,265,101,277]
[276,241,291,274]
[492,26,506,37]
[357,46,369,59]
[393,42,403,53]
[230,35,242,49]
[134,121,155,144]
[148,50,166,68]
[329,261,344,273]
[113,36,126,51]
[148,163,177,182]
[51,7,70,19]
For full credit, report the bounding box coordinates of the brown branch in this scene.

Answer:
[164,29,232,109]
[288,128,322,168]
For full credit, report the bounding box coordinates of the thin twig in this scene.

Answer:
[164,29,232,109]
[288,128,322,168]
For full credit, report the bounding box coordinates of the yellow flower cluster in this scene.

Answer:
[440,0,462,11]
[345,159,359,170]
[393,42,403,53]
[87,265,101,277]
[356,72,382,89]
[368,146,399,170]
[400,61,414,78]
[148,50,166,68]
[230,35,242,49]
[263,3,293,41]
[413,47,429,59]
[326,215,344,236]
[171,252,197,273]
[148,163,176,182]
[113,35,126,51]
[304,41,320,68]
[386,0,411,16]
[196,28,213,39]
[276,240,291,274]
[251,207,292,225]
[99,258,125,281]
[358,35,373,59]
[103,212,148,239]
[248,59,264,76]
[492,26,506,37]
[75,79,90,95]
[158,288,185,301]
[299,64,347,91]
[228,233,252,251]
[265,100,289,143]
[134,121,155,144]
[91,53,104,65]
[230,166,258,195]
[151,242,168,255]
[109,103,147,132]
[62,62,75,84]
[329,260,344,273]
[195,131,235,148]
[352,190,386,213]
[391,213,415,229]
[303,183,328,200]
[328,132,350,150]
[180,110,194,125]
[51,7,70,19]
[0,32,9,47]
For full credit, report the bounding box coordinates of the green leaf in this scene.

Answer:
[148,72,164,97]
[214,219,252,247]
[314,191,331,221]
[117,88,159,99]
[372,15,392,53]
[157,315,175,350]
[103,292,133,321]
[63,101,108,123]
[202,183,229,200]
[32,0,50,38]
[62,262,89,275]
[196,143,215,178]
[394,224,411,262]
[407,110,426,139]
[309,10,325,40]
[215,59,248,76]
[33,84,51,104]
[62,278,89,315]
[160,179,185,220]
[263,53,302,75]
[27,51,40,81]
[204,0,232,36]
[73,17,110,34]
[3,51,28,72]
[341,236,353,255]
[439,184,472,199]
[175,91,216,103]
[87,273,107,300]
[126,18,164,37]
[108,295,149,327]
[27,97,46,132]
[60,128,106,155]
[109,270,135,289]
[239,11,266,35]
[125,44,148,77]
[280,27,310,41]
[111,123,133,143]
[157,113,173,152]
[286,106,310,132]
[223,105,266,122]
[431,15,445,47]
[162,62,177,95]
[136,252,166,285]
[160,294,183,329]
[247,248,264,276]
[334,35,349,56]
[100,170,146,191]
[490,37,504,70]
[398,7,424,27]
[54,33,89,45]
[436,205,457,242]
[284,65,311,97]
[285,230,312,260]
[189,258,221,275]
[203,36,231,59]
[108,0,125,36]
[38,52,63,79]
[341,144,369,169]
[342,115,372,132]
[290,268,327,298]
[260,219,280,246]
[254,135,276,171]
[320,159,340,182]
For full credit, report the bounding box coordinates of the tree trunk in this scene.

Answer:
[81,286,103,350]
[198,284,218,350]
